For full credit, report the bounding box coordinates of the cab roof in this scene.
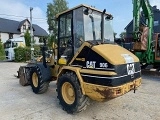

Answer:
[56,4,112,19]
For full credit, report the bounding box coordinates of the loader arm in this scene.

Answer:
[133,0,154,63]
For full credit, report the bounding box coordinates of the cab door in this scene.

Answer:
[58,12,73,62]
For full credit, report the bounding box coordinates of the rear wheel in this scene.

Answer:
[19,66,28,86]
[57,72,90,113]
[30,66,49,94]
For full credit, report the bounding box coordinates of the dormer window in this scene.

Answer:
[23,25,26,30]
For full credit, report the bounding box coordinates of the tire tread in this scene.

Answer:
[57,72,90,113]
[31,66,49,94]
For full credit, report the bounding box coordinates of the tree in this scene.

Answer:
[119,31,126,39]
[114,32,117,39]
[24,29,31,47]
[47,35,55,47]
[46,0,68,44]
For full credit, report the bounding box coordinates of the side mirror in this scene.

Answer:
[105,14,113,20]
[84,8,92,15]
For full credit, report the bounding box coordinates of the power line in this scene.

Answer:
[0,13,47,20]
[0,16,47,23]
[0,16,25,21]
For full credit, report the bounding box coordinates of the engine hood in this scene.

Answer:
[91,44,139,65]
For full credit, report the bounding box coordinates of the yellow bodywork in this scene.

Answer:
[57,66,142,102]
[80,69,117,76]
[58,57,67,65]
[69,42,139,65]
[92,44,139,65]
[54,42,142,101]
[83,78,141,101]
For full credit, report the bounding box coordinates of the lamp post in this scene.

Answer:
[30,7,35,62]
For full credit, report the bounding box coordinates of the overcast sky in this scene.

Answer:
[0,0,159,36]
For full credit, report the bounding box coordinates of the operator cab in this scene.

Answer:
[4,40,18,48]
[57,4,114,63]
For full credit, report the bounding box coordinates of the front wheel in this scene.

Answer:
[57,72,90,113]
[30,66,49,94]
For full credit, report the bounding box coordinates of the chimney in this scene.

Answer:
[152,5,160,11]
[153,5,157,9]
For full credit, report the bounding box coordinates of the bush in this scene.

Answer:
[0,42,5,60]
[24,29,31,47]
[14,47,31,62]
[14,46,41,62]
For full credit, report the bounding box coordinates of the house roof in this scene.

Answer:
[125,6,160,30]
[0,18,20,34]
[18,19,29,30]
[32,24,48,37]
[124,18,145,30]
[124,20,133,30]
[0,18,48,36]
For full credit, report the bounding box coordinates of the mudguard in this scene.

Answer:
[34,63,52,82]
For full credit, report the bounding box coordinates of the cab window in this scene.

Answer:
[58,12,73,60]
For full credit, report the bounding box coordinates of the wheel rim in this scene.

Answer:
[62,82,75,104]
[32,72,38,87]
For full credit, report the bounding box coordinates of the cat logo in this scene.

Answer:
[127,63,135,75]
[86,61,96,68]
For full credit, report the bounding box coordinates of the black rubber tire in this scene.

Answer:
[57,72,90,113]
[19,66,29,86]
[30,66,49,94]
[141,63,148,69]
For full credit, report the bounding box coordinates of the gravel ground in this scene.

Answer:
[0,62,160,120]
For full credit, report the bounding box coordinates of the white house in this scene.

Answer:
[0,18,48,44]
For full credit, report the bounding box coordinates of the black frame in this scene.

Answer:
[58,11,74,61]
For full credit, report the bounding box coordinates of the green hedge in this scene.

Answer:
[14,47,30,62]
[14,46,41,62]
[0,42,5,60]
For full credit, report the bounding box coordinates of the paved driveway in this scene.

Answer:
[0,62,160,120]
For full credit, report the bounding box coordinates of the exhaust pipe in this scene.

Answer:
[101,9,106,43]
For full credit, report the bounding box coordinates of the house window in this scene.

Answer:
[9,33,13,39]
[39,37,43,43]
[28,25,30,29]
[23,25,26,30]
[154,21,159,26]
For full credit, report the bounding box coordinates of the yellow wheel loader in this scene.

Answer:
[18,4,141,113]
